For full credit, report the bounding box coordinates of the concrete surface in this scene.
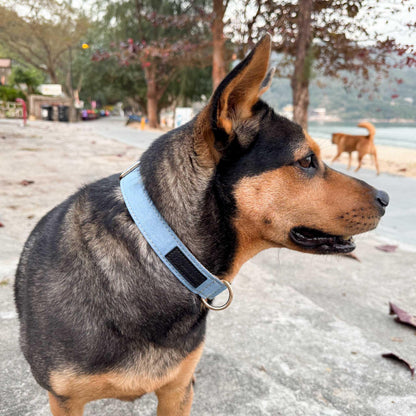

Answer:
[1,118,415,415]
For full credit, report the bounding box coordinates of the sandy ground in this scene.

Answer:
[0,120,141,255]
[1,119,416,415]
[316,139,416,178]
[130,123,416,178]
[1,119,415,253]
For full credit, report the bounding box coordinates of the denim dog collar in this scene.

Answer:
[120,162,233,310]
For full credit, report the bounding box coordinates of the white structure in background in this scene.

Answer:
[174,107,193,128]
[160,111,174,128]
[38,84,63,96]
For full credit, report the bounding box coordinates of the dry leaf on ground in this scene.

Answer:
[389,302,416,328]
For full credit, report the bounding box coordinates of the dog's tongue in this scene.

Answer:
[291,227,355,249]
[292,227,334,246]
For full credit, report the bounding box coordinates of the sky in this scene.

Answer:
[225,0,415,46]
[11,0,416,47]
[363,0,416,45]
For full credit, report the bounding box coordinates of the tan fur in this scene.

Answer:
[193,36,272,168]
[229,143,381,265]
[49,343,204,416]
[331,122,379,174]
[303,130,321,159]
[27,35,383,416]
[193,106,222,167]
[217,35,271,135]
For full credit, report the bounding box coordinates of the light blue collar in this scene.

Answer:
[119,162,233,310]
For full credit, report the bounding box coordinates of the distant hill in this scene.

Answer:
[263,66,416,122]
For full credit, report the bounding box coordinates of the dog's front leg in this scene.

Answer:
[48,392,85,416]
[347,153,352,170]
[155,343,204,416]
[372,149,380,175]
[156,377,194,416]
[331,152,341,163]
[355,153,364,172]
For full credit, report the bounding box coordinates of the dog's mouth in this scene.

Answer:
[289,226,355,254]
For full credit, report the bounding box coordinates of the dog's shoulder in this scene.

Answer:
[30,174,122,237]
[16,174,125,278]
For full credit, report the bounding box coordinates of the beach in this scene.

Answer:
[315,138,416,178]
[0,119,140,248]
[129,120,416,178]
[1,118,416,415]
[1,117,413,250]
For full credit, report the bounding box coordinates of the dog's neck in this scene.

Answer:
[139,118,237,279]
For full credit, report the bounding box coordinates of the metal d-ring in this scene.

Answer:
[201,281,233,311]
[120,160,141,180]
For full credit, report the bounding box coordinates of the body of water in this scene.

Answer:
[308,122,416,149]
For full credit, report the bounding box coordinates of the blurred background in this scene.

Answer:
[1,2,416,415]
[0,0,415,131]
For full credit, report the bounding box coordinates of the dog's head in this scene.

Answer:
[331,133,341,144]
[194,35,388,271]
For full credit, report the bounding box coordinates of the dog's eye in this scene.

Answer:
[297,155,314,169]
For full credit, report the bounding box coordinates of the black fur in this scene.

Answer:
[15,98,307,394]
[15,174,208,390]
[17,35,377,413]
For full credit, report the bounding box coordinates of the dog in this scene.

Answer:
[331,121,380,174]
[14,34,389,416]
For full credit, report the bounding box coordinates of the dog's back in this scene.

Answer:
[332,133,365,151]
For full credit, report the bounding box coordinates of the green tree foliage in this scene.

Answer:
[0,0,89,86]
[0,86,26,102]
[74,52,148,109]
[166,66,212,107]
[93,0,213,126]
[10,66,45,95]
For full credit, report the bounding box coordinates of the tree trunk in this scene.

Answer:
[291,0,313,130]
[147,96,158,128]
[292,81,309,130]
[49,68,58,84]
[212,0,227,90]
[146,74,158,128]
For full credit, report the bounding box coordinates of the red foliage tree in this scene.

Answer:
[231,0,416,129]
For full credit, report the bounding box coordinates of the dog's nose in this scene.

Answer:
[375,190,389,213]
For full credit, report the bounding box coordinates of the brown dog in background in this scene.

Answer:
[331,122,380,175]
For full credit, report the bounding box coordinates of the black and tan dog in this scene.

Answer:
[15,35,389,416]
[331,121,380,174]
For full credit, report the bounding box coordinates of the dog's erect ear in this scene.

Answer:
[258,67,275,96]
[193,35,272,166]
[210,34,272,142]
